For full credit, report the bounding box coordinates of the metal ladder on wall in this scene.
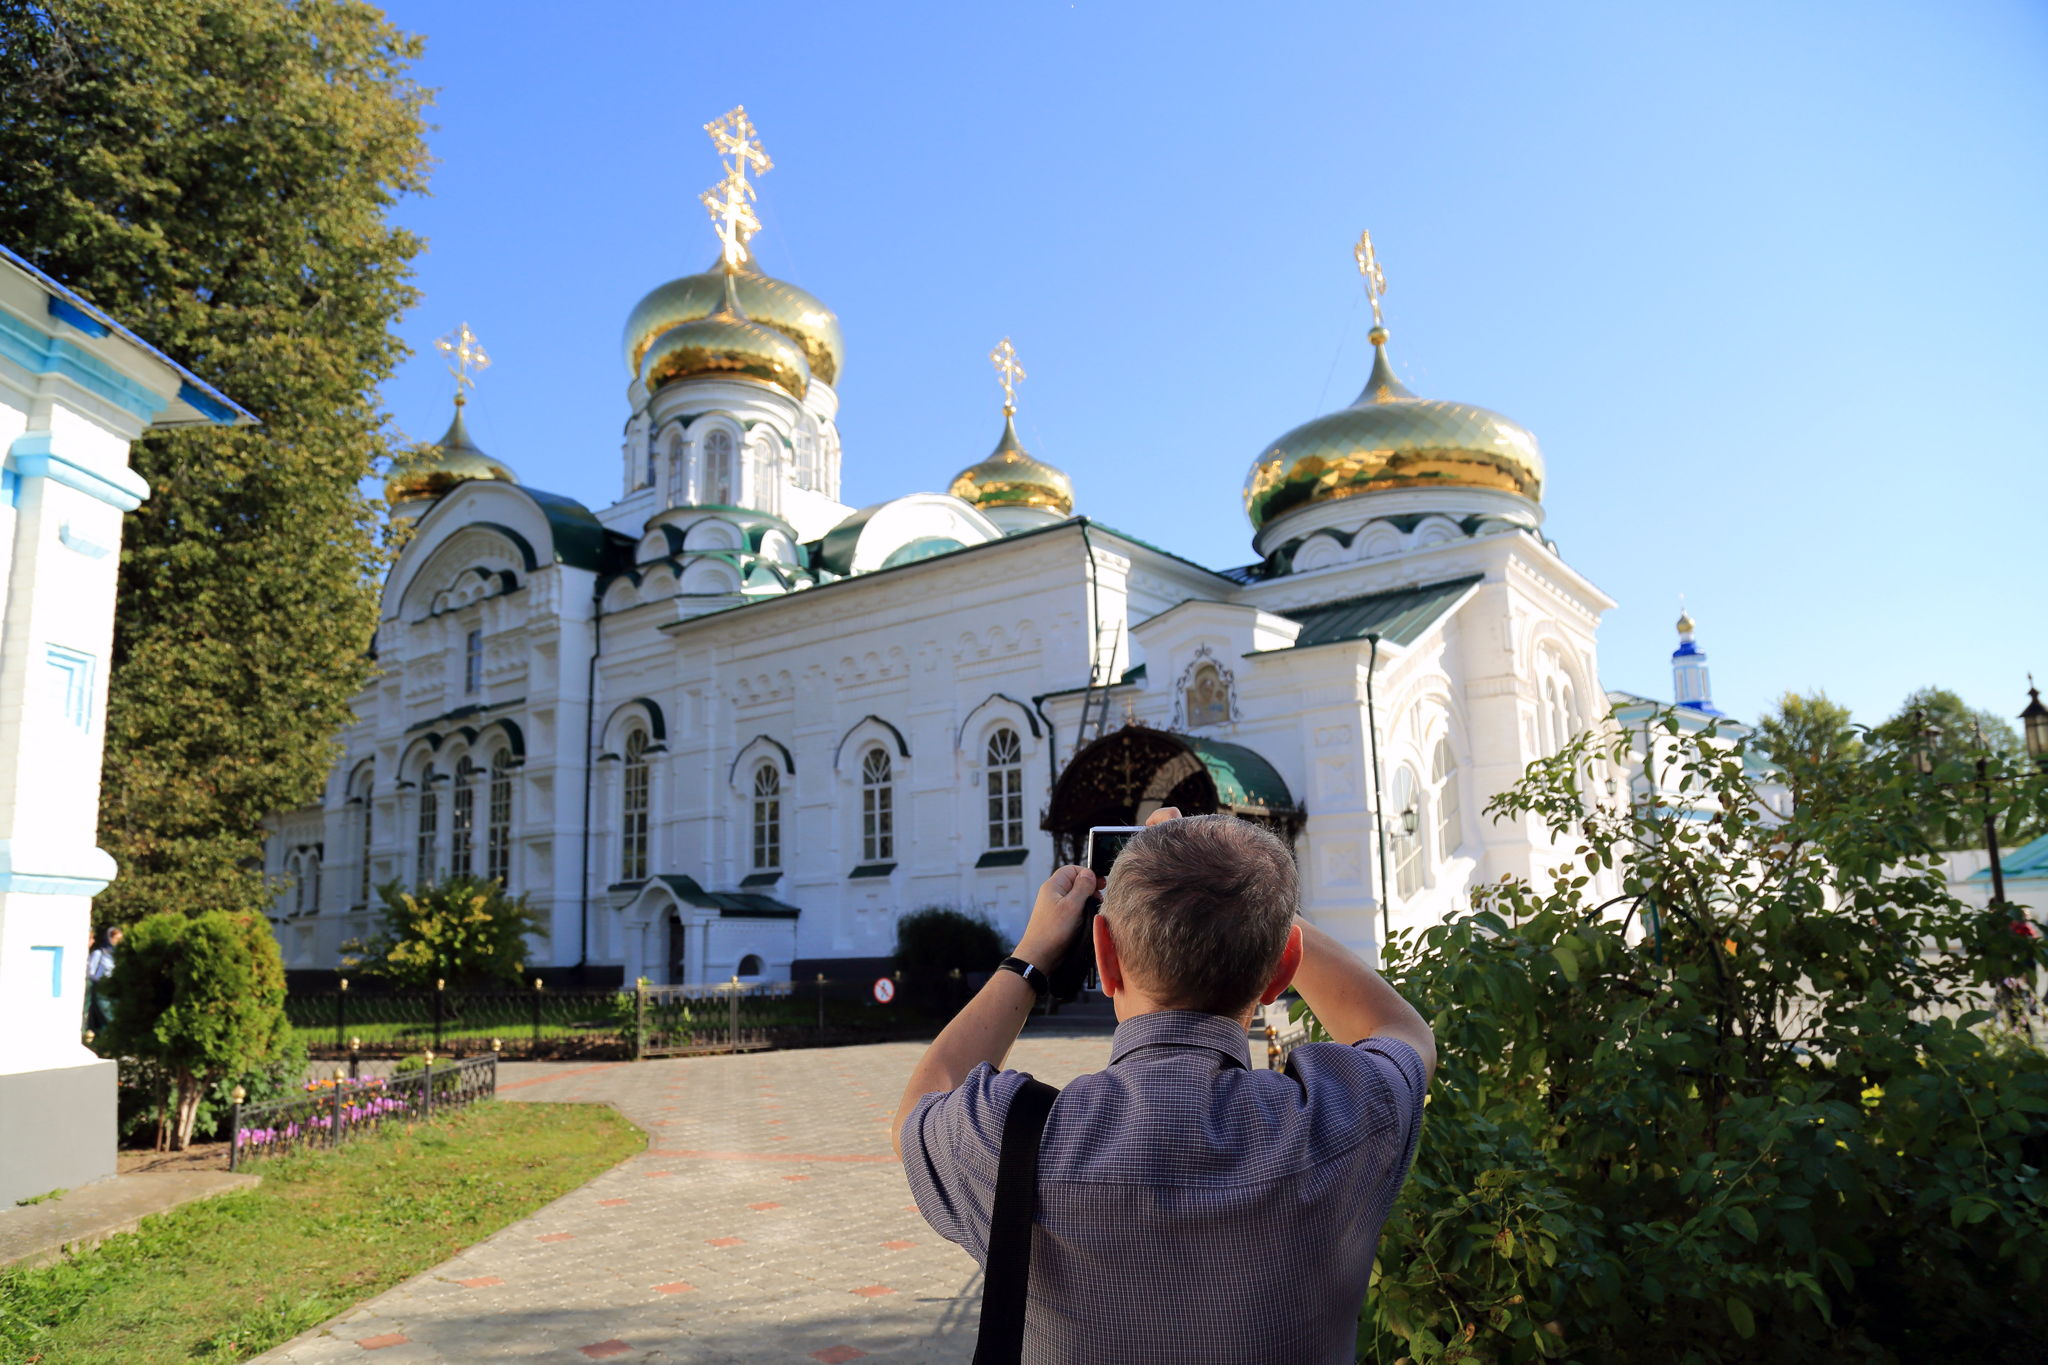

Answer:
[1076,616,1124,749]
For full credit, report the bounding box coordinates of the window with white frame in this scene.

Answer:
[416,767,439,886]
[704,429,734,506]
[621,729,650,881]
[1390,765,1424,898]
[985,728,1024,850]
[1431,737,1462,861]
[451,756,477,875]
[309,852,321,914]
[486,749,513,886]
[752,762,781,871]
[464,628,483,694]
[291,853,310,916]
[860,746,893,863]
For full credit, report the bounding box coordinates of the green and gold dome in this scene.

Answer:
[623,252,843,388]
[1242,325,1544,531]
[948,412,1073,517]
[386,397,519,505]
[638,268,811,401]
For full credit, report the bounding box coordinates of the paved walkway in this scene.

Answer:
[252,1019,1121,1365]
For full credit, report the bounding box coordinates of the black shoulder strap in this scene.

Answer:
[974,1077,1059,1365]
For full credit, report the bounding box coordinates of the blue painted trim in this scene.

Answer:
[30,944,63,996]
[1,241,252,424]
[1,468,16,508]
[46,295,109,338]
[177,380,239,425]
[7,432,149,511]
[0,306,167,422]
[0,869,113,895]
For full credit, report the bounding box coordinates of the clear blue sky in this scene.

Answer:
[375,0,2047,733]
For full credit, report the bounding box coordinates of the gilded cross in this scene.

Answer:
[701,170,761,271]
[705,105,772,186]
[1354,230,1387,330]
[435,322,490,398]
[989,337,1026,415]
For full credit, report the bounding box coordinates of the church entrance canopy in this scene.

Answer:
[1043,724,1304,860]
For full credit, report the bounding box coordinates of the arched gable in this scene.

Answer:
[832,715,910,770]
[728,735,795,789]
[956,692,1042,749]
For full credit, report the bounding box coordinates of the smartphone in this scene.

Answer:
[1051,826,1147,998]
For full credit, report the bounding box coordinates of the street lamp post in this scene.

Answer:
[2022,677,2048,772]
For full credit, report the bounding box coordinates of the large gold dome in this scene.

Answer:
[1242,330,1543,531]
[949,413,1073,516]
[623,253,842,387]
[639,271,811,401]
[386,399,519,504]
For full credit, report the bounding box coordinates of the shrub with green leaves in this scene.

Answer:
[98,911,291,1150]
[893,906,1007,977]
[1355,711,2048,1364]
[343,876,546,990]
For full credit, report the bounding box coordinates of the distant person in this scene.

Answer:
[895,810,1435,1364]
[85,925,122,1034]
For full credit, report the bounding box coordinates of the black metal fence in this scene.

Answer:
[287,974,945,1062]
[228,1053,497,1170]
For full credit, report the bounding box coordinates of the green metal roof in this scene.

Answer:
[654,873,801,918]
[520,487,634,573]
[1279,574,1483,650]
[1186,737,1296,812]
[1970,832,2048,883]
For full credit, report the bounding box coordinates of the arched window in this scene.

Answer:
[751,762,781,871]
[666,430,686,503]
[309,853,321,914]
[1431,738,1461,860]
[621,729,650,881]
[704,429,734,506]
[464,628,483,695]
[291,854,309,916]
[985,728,1024,851]
[1390,766,1423,898]
[451,756,477,876]
[736,953,764,978]
[416,766,439,887]
[355,768,375,906]
[1186,662,1230,728]
[486,749,513,886]
[860,746,893,863]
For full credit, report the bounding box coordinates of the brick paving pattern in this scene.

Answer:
[250,1019,1119,1364]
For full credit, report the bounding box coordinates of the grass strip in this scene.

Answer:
[0,1100,642,1365]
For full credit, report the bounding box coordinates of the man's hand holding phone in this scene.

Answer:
[1015,864,1101,969]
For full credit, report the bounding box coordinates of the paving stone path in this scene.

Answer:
[252,1018,1119,1365]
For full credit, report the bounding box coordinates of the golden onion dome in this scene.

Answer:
[948,412,1073,516]
[639,270,810,401]
[1242,327,1544,531]
[386,398,519,504]
[623,252,842,387]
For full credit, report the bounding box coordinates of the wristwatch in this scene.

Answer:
[997,955,1050,1001]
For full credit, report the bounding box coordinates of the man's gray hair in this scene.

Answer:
[1100,815,1297,1016]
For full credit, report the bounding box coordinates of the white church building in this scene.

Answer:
[264,111,1655,987]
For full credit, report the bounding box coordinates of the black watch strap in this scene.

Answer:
[997,956,1050,1000]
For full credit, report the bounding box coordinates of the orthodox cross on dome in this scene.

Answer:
[701,170,761,271]
[1354,230,1388,331]
[435,322,490,402]
[701,106,772,270]
[989,337,1026,415]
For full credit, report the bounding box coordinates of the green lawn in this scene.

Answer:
[0,1100,643,1365]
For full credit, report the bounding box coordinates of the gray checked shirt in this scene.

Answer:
[902,1010,1427,1365]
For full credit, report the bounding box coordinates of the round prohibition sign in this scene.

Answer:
[872,977,897,1005]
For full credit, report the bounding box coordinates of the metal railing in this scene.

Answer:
[228,1052,496,1170]
[287,973,936,1062]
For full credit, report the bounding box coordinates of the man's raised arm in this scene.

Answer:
[1288,917,1437,1080]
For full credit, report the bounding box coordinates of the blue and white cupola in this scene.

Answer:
[1672,609,1720,714]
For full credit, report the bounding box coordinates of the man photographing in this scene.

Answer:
[894,810,1436,1364]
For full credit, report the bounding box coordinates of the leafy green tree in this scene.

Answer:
[893,907,1007,1011]
[0,0,431,925]
[1875,688,2039,851]
[1757,690,1860,788]
[1352,713,2048,1364]
[343,876,547,990]
[98,910,291,1150]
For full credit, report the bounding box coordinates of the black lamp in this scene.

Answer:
[2022,676,2048,769]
